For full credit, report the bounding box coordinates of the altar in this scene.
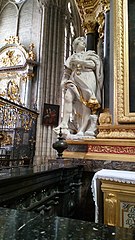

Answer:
[92,169,135,228]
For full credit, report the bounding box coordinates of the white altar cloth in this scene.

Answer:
[91,169,135,223]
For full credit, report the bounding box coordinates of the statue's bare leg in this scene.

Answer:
[85,114,98,136]
[77,105,91,136]
[53,89,74,135]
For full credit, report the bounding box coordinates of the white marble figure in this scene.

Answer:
[54,36,103,139]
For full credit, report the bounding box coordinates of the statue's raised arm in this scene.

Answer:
[54,36,103,139]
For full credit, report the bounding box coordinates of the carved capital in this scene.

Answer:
[83,20,97,33]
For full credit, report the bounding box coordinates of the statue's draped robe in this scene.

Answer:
[63,50,103,128]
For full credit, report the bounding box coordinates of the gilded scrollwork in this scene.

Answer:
[97,127,135,139]
[0,98,37,131]
[2,132,12,146]
[5,36,20,45]
[96,11,105,38]
[1,50,21,67]
[7,80,21,103]
[88,144,135,154]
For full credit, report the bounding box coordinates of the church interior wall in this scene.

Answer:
[0,0,83,166]
[0,1,135,234]
[1,0,135,169]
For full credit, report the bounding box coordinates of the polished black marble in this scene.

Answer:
[0,207,135,240]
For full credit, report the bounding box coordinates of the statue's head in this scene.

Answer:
[72,37,86,52]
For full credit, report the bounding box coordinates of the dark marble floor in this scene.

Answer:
[0,207,135,240]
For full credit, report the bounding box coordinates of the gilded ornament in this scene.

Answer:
[101,0,110,12]
[96,11,105,38]
[105,193,117,226]
[83,20,97,33]
[88,144,135,155]
[113,0,135,123]
[7,80,21,103]
[1,50,21,67]
[98,109,112,125]
[2,132,12,146]
[5,36,19,45]
[28,43,36,61]
[97,127,135,139]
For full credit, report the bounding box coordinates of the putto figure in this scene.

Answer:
[54,36,103,139]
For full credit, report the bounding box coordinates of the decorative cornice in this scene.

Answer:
[97,125,135,139]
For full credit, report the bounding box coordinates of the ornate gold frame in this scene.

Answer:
[114,0,135,123]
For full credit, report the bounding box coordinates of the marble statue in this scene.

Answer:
[54,36,103,139]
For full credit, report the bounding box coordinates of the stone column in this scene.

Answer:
[86,32,97,51]
[85,21,97,51]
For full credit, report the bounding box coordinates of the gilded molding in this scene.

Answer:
[114,0,135,123]
[88,144,135,155]
[102,180,135,228]
[97,127,135,139]
[7,80,21,103]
